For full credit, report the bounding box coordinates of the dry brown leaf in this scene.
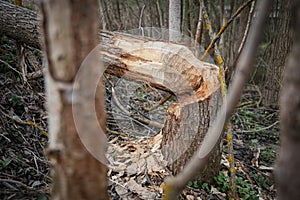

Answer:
[115,185,129,197]
[186,195,195,200]
[126,158,146,176]
[126,179,157,199]
[146,155,163,173]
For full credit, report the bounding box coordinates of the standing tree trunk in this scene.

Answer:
[41,0,108,199]
[169,0,181,42]
[275,1,300,199]
[161,90,222,182]
[262,0,293,107]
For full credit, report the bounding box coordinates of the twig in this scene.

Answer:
[236,100,254,108]
[138,5,146,36]
[162,0,271,198]
[0,178,34,191]
[26,69,43,79]
[236,162,255,185]
[226,123,236,199]
[107,111,157,135]
[0,105,48,137]
[194,0,204,55]
[237,0,255,58]
[0,132,11,142]
[254,84,262,108]
[149,94,173,111]
[0,59,22,75]
[111,86,164,129]
[236,121,279,133]
[201,4,226,98]
[106,126,128,137]
[108,178,128,189]
[156,0,163,28]
[19,45,27,82]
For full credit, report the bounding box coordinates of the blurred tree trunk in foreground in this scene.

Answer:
[262,0,293,107]
[275,1,300,199]
[41,0,108,199]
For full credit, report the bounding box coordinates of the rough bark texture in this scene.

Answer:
[0,0,40,49]
[275,1,300,199]
[41,0,108,199]
[169,0,181,42]
[262,0,293,107]
[161,90,222,181]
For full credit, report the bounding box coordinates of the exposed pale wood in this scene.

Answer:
[101,31,220,97]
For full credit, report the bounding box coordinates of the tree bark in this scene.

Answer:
[262,0,293,107]
[41,0,108,199]
[275,1,300,199]
[0,0,40,48]
[161,89,221,181]
[169,0,181,42]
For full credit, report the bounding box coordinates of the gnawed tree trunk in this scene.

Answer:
[1,0,222,182]
[275,1,300,199]
[103,32,222,180]
[161,89,221,179]
[88,31,223,181]
[40,0,108,199]
[100,31,219,94]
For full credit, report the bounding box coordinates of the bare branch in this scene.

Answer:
[195,0,204,47]
[200,0,254,61]
[237,0,255,59]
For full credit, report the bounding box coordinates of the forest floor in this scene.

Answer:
[0,34,279,200]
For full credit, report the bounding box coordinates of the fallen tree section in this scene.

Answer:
[0,0,41,49]
[0,0,219,97]
[101,31,219,96]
